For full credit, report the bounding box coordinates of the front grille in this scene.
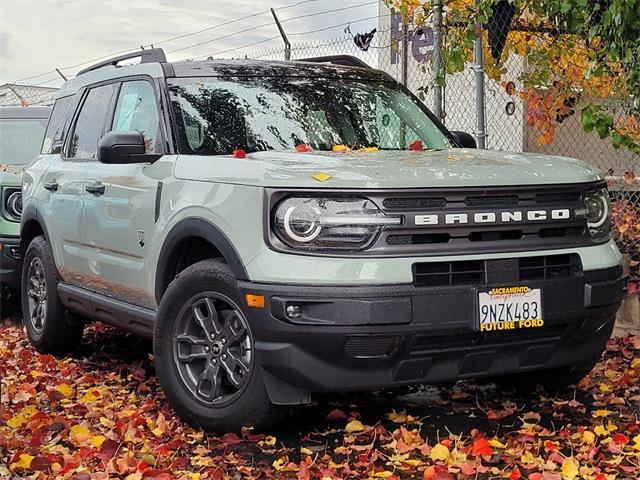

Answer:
[371,183,601,255]
[412,254,582,287]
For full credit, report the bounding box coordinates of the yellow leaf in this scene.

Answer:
[260,435,277,446]
[332,144,351,153]
[311,172,332,182]
[345,419,365,433]
[357,147,379,153]
[592,409,612,418]
[81,389,101,403]
[386,410,417,424]
[10,453,34,470]
[99,417,114,428]
[90,435,106,448]
[561,457,579,480]
[606,420,617,432]
[429,443,449,461]
[70,424,91,444]
[489,439,507,449]
[29,370,42,377]
[7,415,25,429]
[594,425,609,437]
[599,383,612,393]
[373,471,394,478]
[187,474,201,480]
[300,447,313,456]
[582,430,596,444]
[151,427,163,437]
[55,383,73,397]
[631,359,640,369]
[125,474,142,480]
[633,434,640,451]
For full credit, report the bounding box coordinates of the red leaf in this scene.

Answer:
[612,433,628,445]
[220,432,241,445]
[232,149,247,158]
[326,408,348,422]
[510,469,522,480]
[471,436,493,456]
[296,144,312,153]
[409,140,424,151]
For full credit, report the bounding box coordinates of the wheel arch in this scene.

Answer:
[155,217,249,304]
[20,205,50,255]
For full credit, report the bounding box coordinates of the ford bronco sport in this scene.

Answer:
[0,105,50,315]
[21,49,626,431]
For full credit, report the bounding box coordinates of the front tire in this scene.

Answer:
[21,236,83,353]
[154,260,283,432]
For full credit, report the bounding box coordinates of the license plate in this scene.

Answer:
[477,286,544,332]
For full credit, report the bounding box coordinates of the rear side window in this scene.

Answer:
[67,84,115,160]
[42,95,75,154]
[111,80,160,153]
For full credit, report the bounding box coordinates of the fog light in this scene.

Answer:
[286,304,302,319]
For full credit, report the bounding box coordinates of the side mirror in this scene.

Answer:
[451,131,477,149]
[97,131,161,164]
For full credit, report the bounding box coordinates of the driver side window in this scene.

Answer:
[111,80,160,153]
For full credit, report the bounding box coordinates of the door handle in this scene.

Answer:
[43,181,59,192]
[85,182,105,195]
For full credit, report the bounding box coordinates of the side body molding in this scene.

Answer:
[154,217,249,303]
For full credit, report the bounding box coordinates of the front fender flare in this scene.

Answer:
[155,217,249,303]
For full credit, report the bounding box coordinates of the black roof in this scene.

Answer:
[0,106,51,119]
[169,58,390,82]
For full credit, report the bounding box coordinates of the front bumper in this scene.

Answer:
[239,265,626,404]
[0,236,21,290]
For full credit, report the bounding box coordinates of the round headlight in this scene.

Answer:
[585,191,608,228]
[583,188,611,241]
[283,205,322,243]
[5,190,22,219]
[273,197,402,251]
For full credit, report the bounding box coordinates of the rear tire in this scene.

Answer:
[21,236,83,354]
[154,259,284,432]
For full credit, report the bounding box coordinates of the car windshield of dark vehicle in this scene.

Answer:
[168,76,451,155]
[0,118,48,164]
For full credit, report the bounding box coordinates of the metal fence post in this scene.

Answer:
[473,1,487,149]
[271,8,291,60]
[433,0,444,120]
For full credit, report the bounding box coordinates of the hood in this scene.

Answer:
[0,164,25,187]
[174,148,602,189]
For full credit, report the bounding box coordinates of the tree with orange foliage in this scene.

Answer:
[384,0,640,154]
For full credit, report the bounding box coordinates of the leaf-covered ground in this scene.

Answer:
[1,323,639,480]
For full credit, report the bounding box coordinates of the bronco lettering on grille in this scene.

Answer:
[414,209,571,226]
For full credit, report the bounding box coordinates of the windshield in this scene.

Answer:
[0,118,48,165]
[168,77,450,155]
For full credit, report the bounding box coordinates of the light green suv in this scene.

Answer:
[0,106,50,315]
[21,49,626,432]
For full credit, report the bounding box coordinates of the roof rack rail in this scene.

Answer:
[77,48,167,76]
[297,55,371,69]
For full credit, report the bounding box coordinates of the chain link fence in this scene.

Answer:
[248,15,639,278]
[0,84,57,107]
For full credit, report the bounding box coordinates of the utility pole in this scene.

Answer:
[473,0,487,149]
[271,8,291,60]
[400,21,409,148]
[432,0,444,121]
